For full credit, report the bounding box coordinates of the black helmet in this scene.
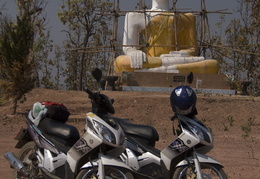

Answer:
[170,85,197,115]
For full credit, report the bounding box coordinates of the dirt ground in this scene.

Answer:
[1,88,259,179]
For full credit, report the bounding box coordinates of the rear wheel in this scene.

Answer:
[173,163,227,179]
[76,166,134,179]
[14,141,42,179]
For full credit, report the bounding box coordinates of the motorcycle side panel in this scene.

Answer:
[124,149,161,170]
[161,138,191,171]
[28,122,60,154]
[67,128,102,172]
[39,149,67,172]
[160,139,194,179]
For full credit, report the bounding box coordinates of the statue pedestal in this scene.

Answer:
[116,72,234,94]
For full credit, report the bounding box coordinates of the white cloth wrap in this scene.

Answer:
[28,109,48,126]
[126,48,147,69]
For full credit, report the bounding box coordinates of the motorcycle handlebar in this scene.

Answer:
[84,88,97,100]
[84,87,93,95]
[84,87,103,103]
[84,87,115,115]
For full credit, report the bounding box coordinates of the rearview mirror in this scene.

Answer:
[91,68,102,82]
[187,72,193,85]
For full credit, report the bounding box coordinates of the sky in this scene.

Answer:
[2,0,239,47]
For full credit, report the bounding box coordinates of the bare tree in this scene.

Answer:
[211,0,260,95]
[58,0,113,90]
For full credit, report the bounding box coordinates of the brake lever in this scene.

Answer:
[110,99,114,104]
[170,115,177,121]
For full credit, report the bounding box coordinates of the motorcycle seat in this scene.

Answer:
[113,117,159,145]
[38,118,80,152]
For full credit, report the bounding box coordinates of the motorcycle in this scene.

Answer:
[4,68,134,179]
[114,114,227,179]
[113,72,227,179]
[5,68,227,179]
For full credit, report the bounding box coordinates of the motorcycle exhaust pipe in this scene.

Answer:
[4,152,30,177]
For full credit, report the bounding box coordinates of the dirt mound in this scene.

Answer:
[1,88,259,178]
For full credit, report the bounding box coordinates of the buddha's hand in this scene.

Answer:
[127,49,147,69]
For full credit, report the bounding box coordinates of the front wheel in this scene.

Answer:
[76,166,134,179]
[173,163,227,179]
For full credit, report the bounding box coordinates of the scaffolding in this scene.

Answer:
[75,0,233,76]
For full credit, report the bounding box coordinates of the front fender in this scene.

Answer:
[80,154,132,171]
[176,153,223,167]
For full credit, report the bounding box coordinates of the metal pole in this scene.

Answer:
[173,0,178,51]
[200,0,212,58]
[108,0,120,77]
[139,0,145,10]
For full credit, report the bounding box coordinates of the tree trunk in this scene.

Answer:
[79,34,89,91]
[12,99,18,115]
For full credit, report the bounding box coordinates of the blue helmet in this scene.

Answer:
[170,86,197,115]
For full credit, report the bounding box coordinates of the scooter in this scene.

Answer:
[114,114,227,179]
[4,68,134,179]
[113,73,227,179]
[5,68,227,179]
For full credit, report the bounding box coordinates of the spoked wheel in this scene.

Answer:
[14,141,42,179]
[173,163,227,179]
[76,166,134,179]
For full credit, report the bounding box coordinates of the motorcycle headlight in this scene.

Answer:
[119,130,125,146]
[189,124,205,141]
[93,120,116,144]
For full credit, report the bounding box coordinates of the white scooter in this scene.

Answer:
[4,68,134,179]
[113,73,227,179]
